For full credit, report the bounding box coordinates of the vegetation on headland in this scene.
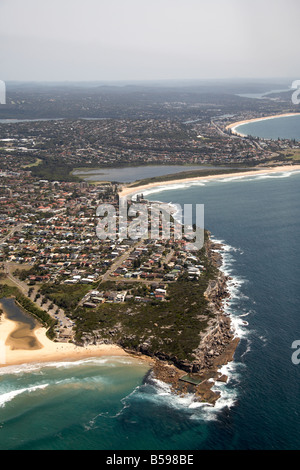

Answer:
[0,284,58,339]
[39,283,95,312]
[281,149,300,161]
[38,233,220,366]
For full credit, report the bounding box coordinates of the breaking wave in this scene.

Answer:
[129,169,300,201]
[0,384,49,408]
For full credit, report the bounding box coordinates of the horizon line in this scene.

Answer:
[3,77,298,83]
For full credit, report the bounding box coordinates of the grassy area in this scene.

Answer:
[281,149,300,161]
[0,276,18,288]
[40,283,95,312]
[0,283,20,299]
[22,158,42,169]
[31,159,82,182]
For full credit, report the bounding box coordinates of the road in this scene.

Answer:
[211,119,280,158]
[4,262,29,294]
[98,241,144,285]
[0,223,24,244]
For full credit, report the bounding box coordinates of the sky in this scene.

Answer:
[0,0,300,82]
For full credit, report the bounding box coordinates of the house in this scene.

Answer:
[91,296,105,304]
[155,288,166,295]
[115,291,127,302]
[164,273,175,281]
[83,302,97,308]
[155,294,165,301]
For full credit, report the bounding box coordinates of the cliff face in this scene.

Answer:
[150,238,240,404]
[77,234,240,404]
[149,270,234,375]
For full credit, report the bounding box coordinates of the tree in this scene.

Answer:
[28,287,34,297]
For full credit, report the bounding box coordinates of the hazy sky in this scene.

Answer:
[1,0,300,81]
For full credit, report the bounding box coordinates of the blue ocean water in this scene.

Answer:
[1,170,300,450]
[235,114,300,140]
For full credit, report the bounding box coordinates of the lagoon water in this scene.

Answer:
[1,170,300,449]
[73,165,227,183]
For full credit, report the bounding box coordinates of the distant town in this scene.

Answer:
[0,82,299,180]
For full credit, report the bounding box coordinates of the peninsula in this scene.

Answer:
[0,226,237,405]
[1,83,300,405]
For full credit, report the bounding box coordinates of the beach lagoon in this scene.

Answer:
[73,165,229,183]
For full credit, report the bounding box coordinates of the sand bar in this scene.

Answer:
[226,113,300,137]
[0,312,129,368]
[119,164,300,199]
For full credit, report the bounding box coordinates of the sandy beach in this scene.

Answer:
[0,312,129,368]
[119,164,300,199]
[1,162,300,378]
[226,112,300,137]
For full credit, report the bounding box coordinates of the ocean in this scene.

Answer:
[235,114,300,140]
[1,169,300,450]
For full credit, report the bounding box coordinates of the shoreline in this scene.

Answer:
[116,164,300,403]
[2,162,299,403]
[0,241,241,406]
[0,240,241,407]
[153,238,241,406]
[150,237,240,405]
[119,164,300,199]
[0,309,131,368]
[225,112,300,137]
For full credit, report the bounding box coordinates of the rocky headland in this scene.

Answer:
[149,237,240,405]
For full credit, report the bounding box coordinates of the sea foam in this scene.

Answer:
[0,356,142,377]
[0,384,48,408]
[136,169,300,200]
